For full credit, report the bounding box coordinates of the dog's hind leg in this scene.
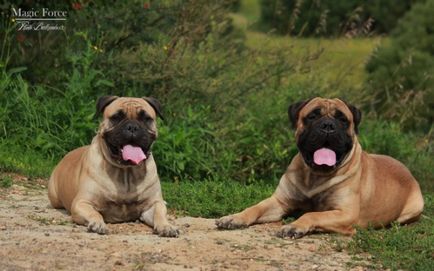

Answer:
[397,185,424,224]
[48,176,63,208]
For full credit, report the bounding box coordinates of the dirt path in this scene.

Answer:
[0,177,371,271]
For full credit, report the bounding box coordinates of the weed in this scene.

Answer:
[27,214,71,226]
[0,175,13,188]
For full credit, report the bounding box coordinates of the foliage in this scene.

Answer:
[0,47,103,158]
[364,0,434,131]
[0,175,13,188]
[0,0,301,183]
[259,0,417,37]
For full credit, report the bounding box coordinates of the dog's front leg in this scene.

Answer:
[71,198,108,234]
[277,209,358,238]
[216,195,290,229]
[140,201,179,237]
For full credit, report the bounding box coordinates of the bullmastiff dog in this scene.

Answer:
[48,96,179,237]
[216,97,424,238]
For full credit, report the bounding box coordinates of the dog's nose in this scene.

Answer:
[320,120,336,134]
[125,122,139,134]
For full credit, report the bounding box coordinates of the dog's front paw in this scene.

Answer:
[87,220,108,234]
[276,224,309,239]
[154,224,179,238]
[215,215,248,230]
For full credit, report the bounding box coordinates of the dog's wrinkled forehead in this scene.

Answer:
[300,98,353,120]
[103,97,156,119]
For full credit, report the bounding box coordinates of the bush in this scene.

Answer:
[364,0,434,131]
[259,0,417,37]
[0,0,299,183]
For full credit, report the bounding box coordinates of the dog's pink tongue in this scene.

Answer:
[313,148,336,166]
[121,145,146,165]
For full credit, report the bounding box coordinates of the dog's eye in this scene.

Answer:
[109,111,126,122]
[306,109,321,121]
[307,114,317,120]
[138,110,153,123]
[143,116,153,123]
[335,111,348,123]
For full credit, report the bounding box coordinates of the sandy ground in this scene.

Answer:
[0,175,372,271]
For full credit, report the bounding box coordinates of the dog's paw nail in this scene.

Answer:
[87,221,108,234]
[277,225,307,239]
[155,225,179,238]
[215,218,230,229]
[216,216,246,230]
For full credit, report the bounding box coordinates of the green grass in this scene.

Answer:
[245,32,381,91]
[239,0,261,22]
[0,142,55,177]
[0,175,13,188]
[232,0,382,92]
[163,180,275,218]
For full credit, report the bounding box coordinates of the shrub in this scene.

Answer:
[0,0,300,183]
[364,0,434,131]
[259,0,417,37]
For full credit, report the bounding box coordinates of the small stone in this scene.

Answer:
[114,260,123,266]
[307,245,316,252]
[44,232,50,236]
[111,252,121,257]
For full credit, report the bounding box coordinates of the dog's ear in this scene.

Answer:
[288,99,312,128]
[143,97,164,120]
[343,101,362,134]
[95,95,118,117]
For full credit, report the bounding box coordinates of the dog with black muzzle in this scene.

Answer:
[216,97,424,238]
[48,96,179,237]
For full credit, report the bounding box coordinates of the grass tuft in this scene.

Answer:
[0,175,13,188]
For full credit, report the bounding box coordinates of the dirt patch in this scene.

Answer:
[0,177,370,270]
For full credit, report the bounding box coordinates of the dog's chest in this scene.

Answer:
[98,173,152,223]
[294,189,335,212]
[99,194,150,223]
[309,190,335,211]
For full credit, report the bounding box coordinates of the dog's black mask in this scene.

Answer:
[103,110,156,166]
[288,99,361,173]
[297,112,353,172]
